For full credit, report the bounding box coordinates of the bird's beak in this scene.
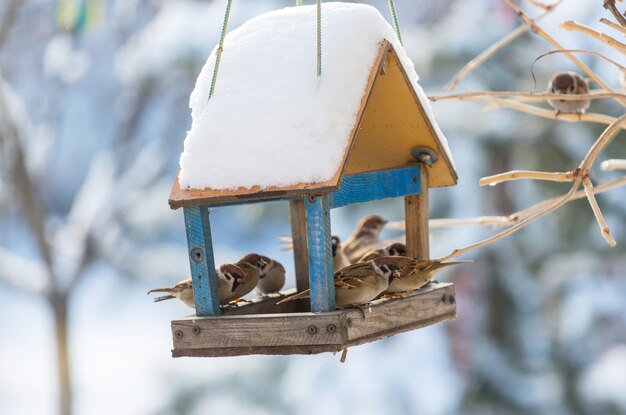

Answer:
[389,269,403,283]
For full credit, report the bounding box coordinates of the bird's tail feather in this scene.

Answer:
[147,287,175,295]
[276,289,311,305]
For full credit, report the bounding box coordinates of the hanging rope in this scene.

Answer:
[387,0,403,45]
[296,0,303,5]
[208,0,233,100]
[317,0,322,77]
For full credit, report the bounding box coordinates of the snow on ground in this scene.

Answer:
[179,2,454,191]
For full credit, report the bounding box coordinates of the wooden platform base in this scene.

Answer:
[171,282,456,358]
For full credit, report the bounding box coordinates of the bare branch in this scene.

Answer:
[603,0,626,28]
[600,159,626,170]
[583,177,617,246]
[446,1,563,90]
[430,90,626,103]
[561,20,626,55]
[600,17,626,36]
[480,170,576,187]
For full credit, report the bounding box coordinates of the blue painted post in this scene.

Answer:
[305,194,336,312]
[183,206,220,316]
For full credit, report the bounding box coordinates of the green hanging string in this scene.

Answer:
[387,0,403,45]
[317,0,321,77]
[296,0,303,5]
[208,0,234,100]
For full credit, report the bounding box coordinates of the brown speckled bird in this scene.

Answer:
[255,255,286,295]
[357,242,407,262]
[385,258,471,294]
[547,71,590,114]
[278,257,403,308]
[342,215,388,263]
[235,253,265,298]
[147,263,246,307]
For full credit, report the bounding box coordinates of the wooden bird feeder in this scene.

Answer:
[167,38,458,357]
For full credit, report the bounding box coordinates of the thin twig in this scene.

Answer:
[480,170,575,186]
[561,20,626,55]
[583,177,616,246]
[603,0,626,28]
[600,17,626,36]
[446,1,562,90]
[526,0,560,11]
[430,90,626,102]
[473,97,617,125]
[601,159,626,170]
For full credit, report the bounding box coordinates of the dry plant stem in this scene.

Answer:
[446,1,562,90]
[583,177,617,246]
[430,90,626,103]
[430,217,512,228]
[475,97,618,125]
[437,114,626,261]
[603,0,626,28]
[503,175,626,226]
[480,170,575,186]
[504,0,626,107]
[561,21,626,54]
[601,159,626,170]
[600,17,626,36]
[526,0,558,10]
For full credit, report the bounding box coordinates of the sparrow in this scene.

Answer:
[235,253,265,298]
[342,215,389,263]
[547,71,590,114]
[332,235,351,271]
[357,242,407,262]
[278,257,403,308]
[255,256,286,295]
[385,258,471,294]
[147,263,246,307]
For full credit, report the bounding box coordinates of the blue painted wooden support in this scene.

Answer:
[330,166,421,209]
[305,194,336,312]
[183,206,220,316]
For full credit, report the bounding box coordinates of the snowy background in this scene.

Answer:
[1,1,626,414]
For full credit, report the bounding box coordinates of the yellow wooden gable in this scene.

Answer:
[169,40,457,209]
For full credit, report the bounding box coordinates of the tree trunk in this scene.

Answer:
[50,294,72,415]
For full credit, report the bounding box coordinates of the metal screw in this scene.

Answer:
[308,195,317,203]
[442,294,448,303]
[175,330,184,339]
[327,324,337,333]
[307,325,318,335]
[190,247,204,263]
[193,326,201,335]
[448,295,456,305]
[346,318,353,327]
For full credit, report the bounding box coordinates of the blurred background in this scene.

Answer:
[1,0,626,414]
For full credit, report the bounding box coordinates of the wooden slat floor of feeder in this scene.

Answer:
[171,282,456,358]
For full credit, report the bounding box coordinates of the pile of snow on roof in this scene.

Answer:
[179,2,452,190]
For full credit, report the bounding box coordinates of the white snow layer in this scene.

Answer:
[179,2,453,190]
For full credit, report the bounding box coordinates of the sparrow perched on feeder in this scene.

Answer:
[385,258,471,294]
[357,242,407,262]
[255,256,286,295]
[332,235,351,271]
[547,71,590,114]
[147,263,246,307]
[278,257,403,308]
[342,215,389,263]
[235,253,265,298]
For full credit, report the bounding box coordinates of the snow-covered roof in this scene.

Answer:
[171,2,456,208]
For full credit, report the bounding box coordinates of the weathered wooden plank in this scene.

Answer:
[405,164,430,259]
[289,199,310,292]
[305,194,336,312]
[330,166,421,209]
[171,283,456,357]
[183,206,220,316]
[172,312,348,348]
[342,282,454,341]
